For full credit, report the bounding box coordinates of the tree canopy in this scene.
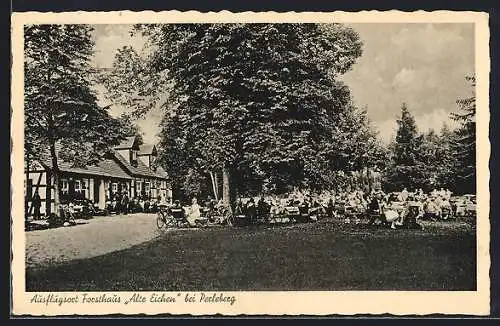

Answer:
[101,23,385,199]
[25,25,127,165]
[24,25,129,213]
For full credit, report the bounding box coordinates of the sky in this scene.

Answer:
[91,23,475,144]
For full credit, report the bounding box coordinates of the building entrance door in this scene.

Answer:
[94,178,100,203]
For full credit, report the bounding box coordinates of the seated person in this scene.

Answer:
[299,199,310,215]
[256,196,270,221]
[234,199,245,216]
[404,205,424,229]
[368,195,382,215]
[424,198,440,220]
[205,196,216,210]
[186,197,203,227]
[168,200,185,219]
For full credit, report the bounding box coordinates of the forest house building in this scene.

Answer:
[25,135,171,217]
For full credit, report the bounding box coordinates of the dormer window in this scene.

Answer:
[130,149,138,166]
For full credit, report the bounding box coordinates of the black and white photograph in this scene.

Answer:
[11,10,490,316]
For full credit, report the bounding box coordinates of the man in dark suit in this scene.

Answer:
[32,191,42,220]
[121,191,129,215]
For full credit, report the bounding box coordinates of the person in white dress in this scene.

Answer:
[187,197,202,227]
[400,187,409,202]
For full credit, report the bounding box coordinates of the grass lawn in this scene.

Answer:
[26,219,476,291]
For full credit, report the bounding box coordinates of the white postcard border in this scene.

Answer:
[11,10,491,316]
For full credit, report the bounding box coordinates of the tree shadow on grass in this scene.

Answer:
[26,220,477,292]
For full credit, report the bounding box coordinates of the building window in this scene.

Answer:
[112,183,118,193]
[136,181,142,196]
[61,179,69,195]
[105,181,111,201]
[75,180,81,192]
[145,182,150,197]
[130,150,138,166]
[82,179,89,198]
[74,179,82,199]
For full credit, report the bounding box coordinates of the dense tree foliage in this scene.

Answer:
[383,103,425,191]
[383,78,476,195]
[101,23,387,202]
[451,76,476,194]
[24,25,128,214]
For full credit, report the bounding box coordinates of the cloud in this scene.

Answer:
[342,23,474,141]
[375,107,460,144]
[91,25,146,68]
[392,68,417,88]
[136,107,163,144]
[415,108,459,134]
[91,23,474,145]
[390,24,465,59]
[375,119,398,144]
[91,25,162,145]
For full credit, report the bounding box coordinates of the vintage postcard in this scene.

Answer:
[11,10,490,316]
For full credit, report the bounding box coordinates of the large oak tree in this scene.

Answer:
[101,23,384,205]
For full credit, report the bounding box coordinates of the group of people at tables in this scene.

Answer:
[347,187,455,229]
[165,186,456,229]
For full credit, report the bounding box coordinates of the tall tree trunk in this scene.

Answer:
[209,171,218,201]
[367,167,372,193]
[47,116,60,216]
[222,164,232,212]
[214,171,219,200]
[49,140,60,216]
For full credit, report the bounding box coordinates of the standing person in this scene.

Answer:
[257,195,270,223]
[326,197,335,218]
[416,188,424,201]
[32,191,42,220]
[401,187,409,202]
[121,191,129,215]
[445,189,453,201]
[367,191,383,226]
[234,198,244,215]
[114,192,122,214]
[246,198,257,224]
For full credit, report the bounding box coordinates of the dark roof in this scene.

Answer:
[40,146,132,180]
[138,144,157,156]
[36,140,167,181]
[114,136,140,150]
[57,158,132,180]
[112,150,165,179]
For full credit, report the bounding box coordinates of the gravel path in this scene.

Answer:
[25,213,162,270]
